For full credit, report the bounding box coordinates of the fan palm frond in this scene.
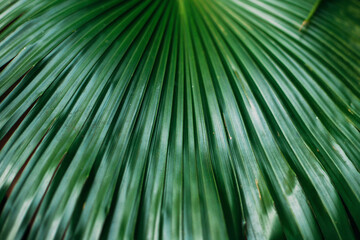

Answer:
[0,0,359,239]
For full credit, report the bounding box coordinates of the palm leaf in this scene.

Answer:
[0,0,359,239]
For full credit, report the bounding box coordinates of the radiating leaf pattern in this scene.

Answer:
[0,0,359,239]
